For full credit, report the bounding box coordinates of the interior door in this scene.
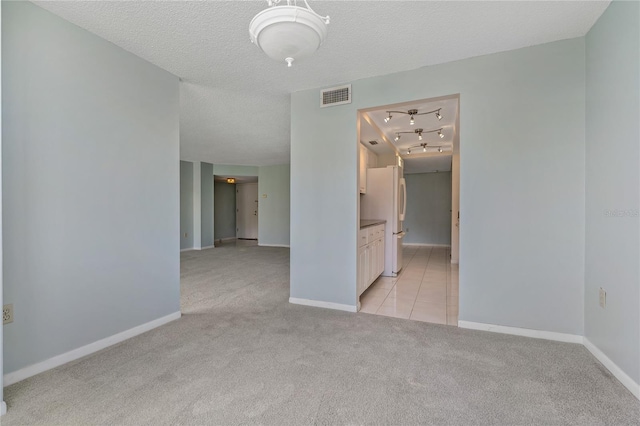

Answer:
[236,183,258,239]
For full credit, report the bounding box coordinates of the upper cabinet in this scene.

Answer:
[359,143,368,194]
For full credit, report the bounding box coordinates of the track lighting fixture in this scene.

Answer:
[383,108,442,125]
[403,142,448,155]
[394,127,444,142]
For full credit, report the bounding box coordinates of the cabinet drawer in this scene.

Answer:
[367,226,377,241]
[359,229,368,247]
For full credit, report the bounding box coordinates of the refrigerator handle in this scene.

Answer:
[399,177,407,222]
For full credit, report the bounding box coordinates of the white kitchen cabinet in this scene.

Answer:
[357,223,386,297]
[358,245,369,297]
[359,143,368,194]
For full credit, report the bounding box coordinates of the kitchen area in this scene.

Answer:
[357,96,460,325]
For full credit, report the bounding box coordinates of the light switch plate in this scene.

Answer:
[599,287,606,308]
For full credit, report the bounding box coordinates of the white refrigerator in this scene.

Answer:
[361,166,407,277]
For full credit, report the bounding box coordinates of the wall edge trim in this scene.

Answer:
[583,338,640,400]
[458,320,583,343]
[3,312,181,387]
[402,243,451,248]
[289,297,357,313]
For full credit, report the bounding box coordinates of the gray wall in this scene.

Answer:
[291,38,586,333]
[180,161,194,250]
[201,162,214,248]
[214,182,236,240]
[258,164,291,246]
[404,172,452,246]
[213,165,259,177]
[585,1,640,384]
[2,1,180,375]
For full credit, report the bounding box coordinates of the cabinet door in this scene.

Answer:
[358,246,368,296]
[368,241,377,285]
[359,144,367,194]
[377,237,385,276]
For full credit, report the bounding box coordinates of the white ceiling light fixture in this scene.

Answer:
[249,0,330,68]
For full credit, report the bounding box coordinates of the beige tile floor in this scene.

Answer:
[359,246,459,325]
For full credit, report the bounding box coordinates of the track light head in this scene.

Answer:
[407,148,411,155]
[408,109,418,125]
[395,134,400,142]
[438,130,444,139]
[423,145,427,153]
[384,112,392,123]
[418,133,423,141]
[436,110,442,120]
[438,147,443,153]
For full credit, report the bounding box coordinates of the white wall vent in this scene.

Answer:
[320,84,351,107]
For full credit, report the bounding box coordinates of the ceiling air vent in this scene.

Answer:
[320,84,351,108]
[368,140,379,145]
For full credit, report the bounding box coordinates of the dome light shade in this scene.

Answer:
[250,2,329,67]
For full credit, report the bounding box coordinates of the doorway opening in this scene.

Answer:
[356,94,460,325]
[214,175,259,246]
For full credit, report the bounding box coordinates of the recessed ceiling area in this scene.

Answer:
[366,97,458,156]
[361,96,458,175]
[34,1,610,166]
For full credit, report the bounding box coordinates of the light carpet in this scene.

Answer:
[3,244,639,425]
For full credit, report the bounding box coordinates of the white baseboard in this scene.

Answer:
[289,297,357,313]
[403,243,451,248]
[458,321,640,401]
[458,321,583,344]
[200,245,215,250]
[584,338,640,400]
[180,248,194,252]
[3,311,181,387]
[259,244,290,248]
[1,401,6,416]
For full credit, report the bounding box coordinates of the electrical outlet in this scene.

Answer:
[183,232,188,238]
[3,304,14,325]
[599,287,606,308]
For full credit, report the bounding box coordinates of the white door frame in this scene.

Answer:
[236,182,258,240]
[1,1,6,414]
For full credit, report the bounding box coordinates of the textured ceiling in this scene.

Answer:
[34,1,610,166]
